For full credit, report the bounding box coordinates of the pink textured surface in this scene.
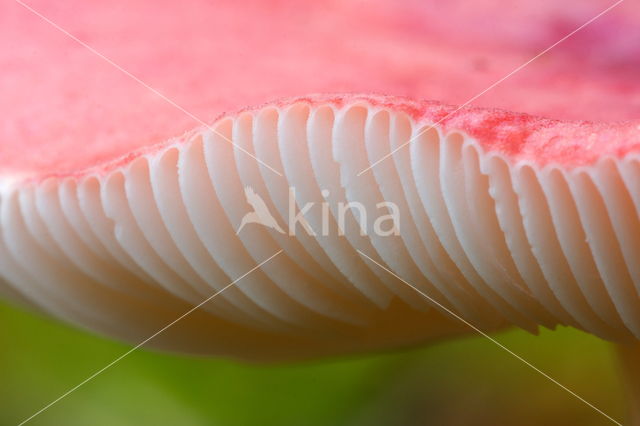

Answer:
[2,0,640,178]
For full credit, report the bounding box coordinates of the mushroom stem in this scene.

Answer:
[617,342,640,425]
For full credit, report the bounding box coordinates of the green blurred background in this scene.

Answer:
[0,300,626,425]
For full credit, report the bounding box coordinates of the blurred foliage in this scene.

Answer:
[0,300,626,425]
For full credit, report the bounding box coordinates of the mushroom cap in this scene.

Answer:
[1,0,640,360]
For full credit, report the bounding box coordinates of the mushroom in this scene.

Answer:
[2,0,640,423]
